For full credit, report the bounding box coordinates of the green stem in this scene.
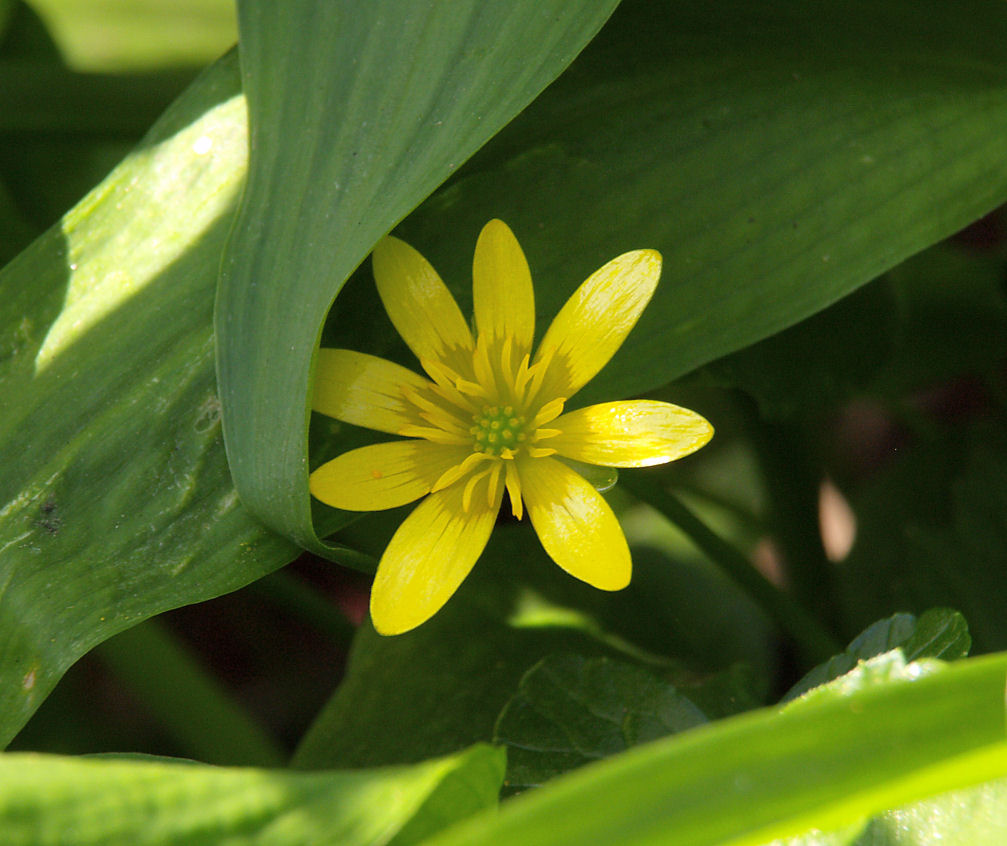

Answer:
[96,619,285,767]
[739,397,842,635]
[622,475,841,666]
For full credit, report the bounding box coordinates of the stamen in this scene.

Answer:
[526,345,557,405]
[462,466,495,512]
[397,424,469,445]
[472,336,499,400]
[500,336,516,394]
[454,377,491,399]
[527,446,557,458]
[512,353,534,404]
[531,397,566,428]
[504,461,523,520]
[431,451,490,492]
[532,427,561,441]
[401,387,469,435]
[486,462,504,508]
[419,357,482,411]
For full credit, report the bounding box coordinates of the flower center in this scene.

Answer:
[470,405,528,456]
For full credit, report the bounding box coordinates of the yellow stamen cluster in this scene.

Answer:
[392,340,568,516]
[470,405,527,457]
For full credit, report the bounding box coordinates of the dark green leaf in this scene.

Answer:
[291,528,623,770]
[493,654,707,791]
[388,0,1007,410]
[783,610,970,702]
[840,429,1007,653]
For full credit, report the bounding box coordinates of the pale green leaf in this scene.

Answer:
[0,744,503,846]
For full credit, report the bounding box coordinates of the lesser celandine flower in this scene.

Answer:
[310,220,713,635]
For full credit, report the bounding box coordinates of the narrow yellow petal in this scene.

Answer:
[370,482,502,635]
[473,219,535,358]
[313,348,428,434]
[372,235,474,373]
[533,249,662,400]
[309,441,468,512]
[551,400,713,468]
[518,456,630,591]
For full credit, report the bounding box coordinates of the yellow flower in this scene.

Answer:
[310,220,713,635]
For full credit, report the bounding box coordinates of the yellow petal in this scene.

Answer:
[551,400,713,467]
[370,481,502,635]
[313,348,429,434]
[473,219,535,359]
[518,456,630,591]
[372,235,474,374]
[534,249,661,399]
[309,440,468,512]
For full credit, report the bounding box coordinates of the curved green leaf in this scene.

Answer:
[0,54,304,748]
[0,743,503,846]
[215,0,621,557]
[386,0,1007,408]
[424,652,1007,846]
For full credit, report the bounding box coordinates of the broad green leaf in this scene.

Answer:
[493,654,707,792]
[292,518,767,772]
[0,743,503,846]
[380,0,1007,411]
[0,53,319,748]
[783,610,970,702]
[704,280,897,422]
[216,0,621,558]
[424,652,1007,846]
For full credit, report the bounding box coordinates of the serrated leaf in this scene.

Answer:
[493,654,707,792]
[0,744,503,846]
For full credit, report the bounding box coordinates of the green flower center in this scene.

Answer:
[470,405,528,456]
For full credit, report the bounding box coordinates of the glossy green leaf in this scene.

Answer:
[0,54,312,748]
[216,0,621,558]
[493,654,707,792]
[0,743,503,846]
[424,652,1007,846]
[381,0,1007,412]
[783,609,970,702]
